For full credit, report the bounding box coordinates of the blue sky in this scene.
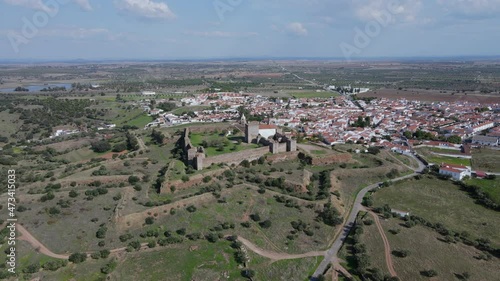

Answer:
[1,0,500,60]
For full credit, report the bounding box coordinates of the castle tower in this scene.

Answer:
[286,139,297,152]
[245,122,259,144]
[240,113,247,125]
[270,141,279,154]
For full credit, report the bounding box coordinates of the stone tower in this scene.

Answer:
[245,122,259,144]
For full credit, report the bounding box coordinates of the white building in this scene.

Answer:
[439,163,471,181]
[258,124,278,139]
[141,91,156,96]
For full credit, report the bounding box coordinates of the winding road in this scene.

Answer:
[311,153,425,279]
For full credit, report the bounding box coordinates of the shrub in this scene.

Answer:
[145,217,155,225]
[259,220,272,229]
[68,252,87,264]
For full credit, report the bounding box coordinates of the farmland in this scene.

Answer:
[367,218,500,281]
[472,147,500,173]
[415,147,471,166]
[372,176,500,248]
[466,177,500,205]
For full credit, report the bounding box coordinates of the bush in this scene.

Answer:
[42,260,68,271]
[241,221,251,228]
[145,217,155,225]
[22,263,40,274]
[128,176,140,184]
[186,205,197,213]
[96,226,108,239]
[250,213,261,222]
[69,252,87,264]
[100,249,110,259]
[259,220,272,229]
[69,190,79,198]
[91,140,111,153]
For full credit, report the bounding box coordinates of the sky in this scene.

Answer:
[1,0,500,60]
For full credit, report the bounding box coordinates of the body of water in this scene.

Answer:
[0,83,73,93]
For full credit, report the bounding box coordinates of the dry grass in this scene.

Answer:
[379,218,500,281]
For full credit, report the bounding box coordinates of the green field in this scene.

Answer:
[171,106,211,115]
[377,219,500,281]
[190,133,259,157]
[372,176,500,247]
[466,178,500,205]
[126,185,333,255]
[416,147,471,166]
[111,241,244,281]
[289,91,339,98]
[472,147,500,173]
[126,114,153,128]
[56,147,106,162]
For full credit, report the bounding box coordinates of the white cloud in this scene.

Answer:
[3,0,93,12]
[114,0,176,20]
[286,22,308,36]
[3,0,53,13]
[353,0,423,23]
[437,0,500,15]
[184,31,258,38]
[74,0,92,11]
[37,27,109,39]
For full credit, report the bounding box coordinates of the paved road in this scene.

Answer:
[311,154,426,279]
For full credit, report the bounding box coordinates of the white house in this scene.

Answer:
[472,135,499,146]
[439,163,471,180]
[259,124,278,139]
[141,91,156,96]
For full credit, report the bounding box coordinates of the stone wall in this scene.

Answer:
[267,151,299,163]
[311,153,352,166]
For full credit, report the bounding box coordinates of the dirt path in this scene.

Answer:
[237,236,326,260]
[370,211,398,277]
[241,197,255,221]
[17,222,326,264]
[137,136,147,151]
[17,224,70,260]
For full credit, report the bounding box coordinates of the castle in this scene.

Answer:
[181,118,297,170]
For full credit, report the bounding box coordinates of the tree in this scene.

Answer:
[250,213,261,222]
[145,217,155,225]
[422,269,438,277]
[100,249,110,259]
[112,142,127,152]
[128,175,140,184]
[205,232,219,243]
[259,220,272,229]
[151,129,165,144]
[91,140,111,153]
[22,263,40,274]
[447,135,462,144]
[69,253,87,264]
[157,102,177,112]
[241,269,255,279]
[126,133,139,151]
[368,146,381,155]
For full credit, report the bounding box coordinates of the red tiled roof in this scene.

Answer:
[259,124,277,130]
